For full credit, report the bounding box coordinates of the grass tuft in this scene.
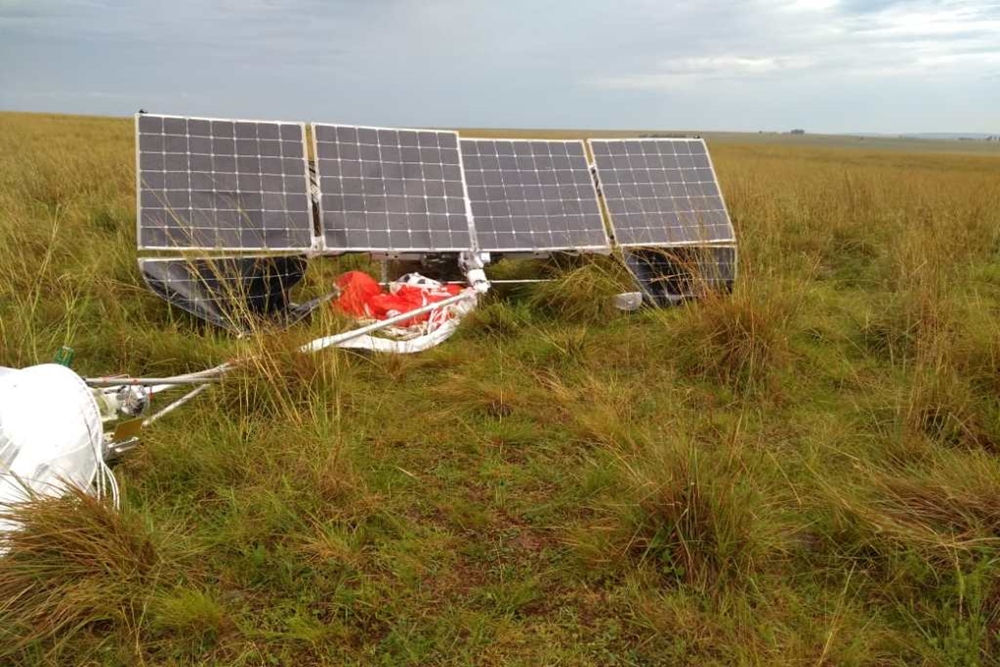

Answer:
[615,441,770,589]
[665,281,798,392]
[0,489,162,660]
[149,587,229,649]
[571,435,778,593]
[527,258,633,324]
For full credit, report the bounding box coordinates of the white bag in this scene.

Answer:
[0,364,108,536]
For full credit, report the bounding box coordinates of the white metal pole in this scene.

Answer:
[143,384,212,426]
[86,292,475,387]
[300,291,474,353]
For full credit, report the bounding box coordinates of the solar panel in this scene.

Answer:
[588,138,735,247]
[460,139,609,253]
[313,124,473,253]
[136,114,314,251]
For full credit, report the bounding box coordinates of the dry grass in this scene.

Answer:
[2,111,1000,664]
[0,489,162,660]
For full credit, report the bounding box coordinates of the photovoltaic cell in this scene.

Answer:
[461,139,609,253]
[313,124,473,253]
[136,114,313,251]
[588,138,735,247]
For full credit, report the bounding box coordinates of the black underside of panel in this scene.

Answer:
[139,255,315,332]
[623,246,736,306]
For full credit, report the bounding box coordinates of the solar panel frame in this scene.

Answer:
[460,138,611,254]
[312,122,477,254]
[587,137,736,248]
[135,113,316,252]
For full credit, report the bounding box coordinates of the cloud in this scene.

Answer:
[594,55,817,89]
[0,0,997,132]
[586,0,1000,91]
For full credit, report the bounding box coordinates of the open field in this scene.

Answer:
[2,111,1000,665]
[459,127,1000,155]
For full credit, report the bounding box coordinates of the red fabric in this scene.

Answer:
[335,271,383,318]
[334,272,463,326]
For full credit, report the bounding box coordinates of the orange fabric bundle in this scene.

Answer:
[334,271,463,327]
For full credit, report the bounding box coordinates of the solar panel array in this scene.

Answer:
[135,115,736,260]
[136,114,313,251]
[312,124,472,253]
[461,139,608,252]
[589,138,734,247]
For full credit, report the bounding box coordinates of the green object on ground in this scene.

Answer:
[53,346,75,367]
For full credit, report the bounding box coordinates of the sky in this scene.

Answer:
[1,0,998,134]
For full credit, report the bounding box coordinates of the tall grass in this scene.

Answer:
[0,489,163,661]
[2,111,1000,664]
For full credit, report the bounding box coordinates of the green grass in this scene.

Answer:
[2,111,1000,665]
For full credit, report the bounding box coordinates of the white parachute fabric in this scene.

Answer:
[304,273,480,355]
[0,364,111,537]
[333,291,477,354]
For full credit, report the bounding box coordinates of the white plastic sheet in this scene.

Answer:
[0,364,105,536]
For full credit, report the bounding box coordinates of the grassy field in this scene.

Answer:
[460,127,1000,155]
[2,111,1000,665]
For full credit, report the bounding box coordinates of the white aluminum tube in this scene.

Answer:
[86,362,231,387]
[86,292,476,388]
[143,384,212,427]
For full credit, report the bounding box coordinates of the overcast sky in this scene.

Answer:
[1,0,997,133]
